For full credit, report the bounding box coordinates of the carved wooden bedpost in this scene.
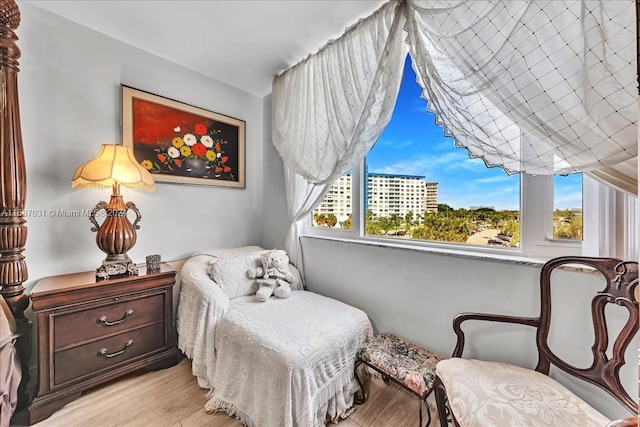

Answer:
[0,0,28,321]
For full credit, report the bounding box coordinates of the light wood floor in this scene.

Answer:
[15,358,440,427]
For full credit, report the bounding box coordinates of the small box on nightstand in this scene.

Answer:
[146,254,161,273]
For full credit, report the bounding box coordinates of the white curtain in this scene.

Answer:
[272,1,408,267]
[281,167,331,272]
[583,175,638,260]
[271,0,638,269]
[405,0,637,189]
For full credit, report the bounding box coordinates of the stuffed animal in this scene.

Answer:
[247,250,297,302]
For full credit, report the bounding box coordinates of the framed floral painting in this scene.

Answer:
[122,86,245,188]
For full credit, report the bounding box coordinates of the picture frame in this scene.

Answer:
[122,85,245,188]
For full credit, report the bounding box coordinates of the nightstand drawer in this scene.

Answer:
[53,322,165,386]
[53,293,165,349]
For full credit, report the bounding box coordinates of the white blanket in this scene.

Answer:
[177,251,372,427]
[208,292,372,426]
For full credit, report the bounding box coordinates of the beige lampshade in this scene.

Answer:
[71,144,155,191]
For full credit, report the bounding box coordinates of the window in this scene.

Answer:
[312,172,352,229]
[363,57,520,247]
[553,174,583,240]
[308,55,635,260]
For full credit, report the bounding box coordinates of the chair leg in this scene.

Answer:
[354,359,366,405]
[418,397,432,427]
[381,373,390,384]
[434,376,450,427]
[423,398,432,427]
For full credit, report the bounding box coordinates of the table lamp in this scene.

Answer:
[71,144,155,280]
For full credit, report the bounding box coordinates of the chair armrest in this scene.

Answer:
[177,255,231,360]
[179,254,231,308]
[288,263,304,290]
[452,312,539,357]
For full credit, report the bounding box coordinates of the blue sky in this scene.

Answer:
[366,56,582,211]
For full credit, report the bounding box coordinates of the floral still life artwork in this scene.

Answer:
[122,86,245,188]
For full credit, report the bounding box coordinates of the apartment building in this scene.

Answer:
[314,172,438,225]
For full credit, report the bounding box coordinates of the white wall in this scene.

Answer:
[18,3,265,290]
[301,237,639,420]
[261,94,290,250]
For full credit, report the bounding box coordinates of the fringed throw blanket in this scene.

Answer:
[178,253,372,427]
[206,292,372,426]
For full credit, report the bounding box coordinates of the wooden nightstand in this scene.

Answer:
[28,264,179,424]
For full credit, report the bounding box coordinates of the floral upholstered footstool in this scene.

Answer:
[355,333,443,427]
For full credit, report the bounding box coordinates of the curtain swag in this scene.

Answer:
[272,0,407,265]
[271,0,638,265]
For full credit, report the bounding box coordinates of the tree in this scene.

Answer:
[342,214,352,230]
[325,214,338,228]
[412,216,469,243]
[554,210,582,240]
[364,210,383,235]
[366,221,382,235]
[501,219,520,247]
[377,216,394,235]
[438,203,454,212]
[474,207,496,213]
[389,213,401,233]
[365,210,375,222]
[455,208,470,218]
[490,214,500,229]
[405,210,414,230]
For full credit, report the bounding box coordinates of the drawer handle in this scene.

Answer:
[97,309,133,326]
[97,340,133,358]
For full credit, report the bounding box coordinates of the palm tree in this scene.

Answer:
[326,214,338,228]
[389,213,401,234]
[405,210,414,230]
[378,216,394,235]
[342,214,352,230]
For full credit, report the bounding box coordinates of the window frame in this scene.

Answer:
[307,161,636,262]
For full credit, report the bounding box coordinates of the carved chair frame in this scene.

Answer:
[434,256,639,427]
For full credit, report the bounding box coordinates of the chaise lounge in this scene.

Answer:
[176,246,373,427]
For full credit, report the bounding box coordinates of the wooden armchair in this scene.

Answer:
[434,256,638,426]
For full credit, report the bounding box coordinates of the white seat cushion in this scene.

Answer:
[436,358,611,427]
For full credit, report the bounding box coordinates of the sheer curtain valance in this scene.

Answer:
[405,0,637,190]
[271,0,638,266]
[275,0,637,185]
[272,1,406,186]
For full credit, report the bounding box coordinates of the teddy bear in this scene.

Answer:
[247,250,297,302]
